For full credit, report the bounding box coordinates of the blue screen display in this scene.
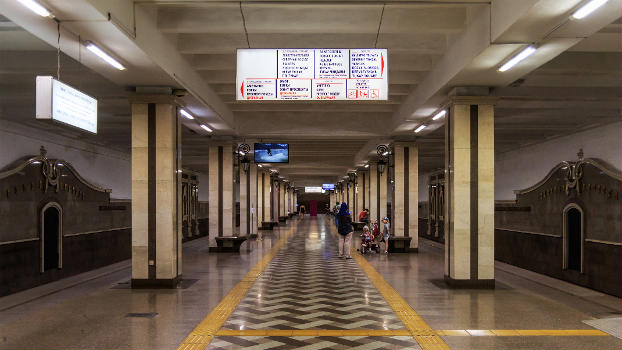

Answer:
[322,184,335,190]
[254,143,289,163]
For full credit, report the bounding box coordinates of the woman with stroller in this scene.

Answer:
[337,202,354,259]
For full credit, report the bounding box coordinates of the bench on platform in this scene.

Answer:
[278,216,288,223]
[210,236,248,252]
[388,236,416,253]
[260,221,279,230]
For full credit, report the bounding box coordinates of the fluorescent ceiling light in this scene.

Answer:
[498,46,536,72]
[572,0,609,19]
[414,125,426,133]
[16,0,51,17]
[200,124,212,132]
[364,164,369,168]
[180,109,194,119]
[85,42,126,70]
[432,110,446,120]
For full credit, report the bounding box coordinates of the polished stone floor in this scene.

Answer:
[0,215,620,349]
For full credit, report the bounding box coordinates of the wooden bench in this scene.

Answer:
[260,221,279,230]
[211,236,248,252]
[388,236,416,253]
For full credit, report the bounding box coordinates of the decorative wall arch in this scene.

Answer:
[40,202,63,272]
[562,203,584,273]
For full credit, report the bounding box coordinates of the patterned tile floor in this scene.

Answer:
[210,218,421,349]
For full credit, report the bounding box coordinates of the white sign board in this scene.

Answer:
[237,49,388,101]
[36,76,98,133]
[305,187,324,193]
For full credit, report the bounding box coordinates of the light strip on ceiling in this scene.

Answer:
[180,109,194,119]
[498,45,536,72]
[16,0,51,17]
[200,124,212,132]
[432,110,447,120]
[414,124,426,133]
[572,0,609,19]
[85,41,126,70]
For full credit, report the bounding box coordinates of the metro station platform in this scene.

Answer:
[0,216,619,350]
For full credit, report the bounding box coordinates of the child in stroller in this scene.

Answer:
[360,223,381,254]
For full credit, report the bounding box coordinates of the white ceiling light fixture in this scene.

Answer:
[572,0,609,19]
[432,110,447,121]
[414,124,426,133]
[200,124,212,132]
[180,109,194,120]
[16,0,51,17]
[85,41,126,71]
[364,164,369,168]
[498,45,537,72]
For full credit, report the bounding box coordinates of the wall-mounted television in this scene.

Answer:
[254,143,289,163]
[322,184,335,190]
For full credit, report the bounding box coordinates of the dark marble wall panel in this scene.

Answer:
[0,228,130,297]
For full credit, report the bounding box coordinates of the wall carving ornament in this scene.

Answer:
[514,149,622,200]
[40,147,60,193]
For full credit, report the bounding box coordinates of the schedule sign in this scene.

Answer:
[237,49,388,101]
[36,76,97,133]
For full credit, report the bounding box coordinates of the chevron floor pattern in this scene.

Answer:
[209,217,421,349]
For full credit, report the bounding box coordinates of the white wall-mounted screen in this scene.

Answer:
[36,76,98,133]
[305,187,324,193]
[237,49,388,101]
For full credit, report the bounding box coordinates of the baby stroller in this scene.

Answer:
[360,222,381,254]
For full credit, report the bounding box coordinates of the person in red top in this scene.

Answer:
[359,208,369,223]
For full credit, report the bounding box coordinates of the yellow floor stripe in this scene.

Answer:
[215,329,610,337]
[176,218,302,350]
[328,225,452,350]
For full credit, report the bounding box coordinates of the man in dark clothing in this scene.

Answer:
[337,202,353,259]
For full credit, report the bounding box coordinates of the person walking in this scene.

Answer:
[381,217,391,254]
[337,202,354,259]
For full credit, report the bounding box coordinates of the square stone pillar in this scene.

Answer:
[347,182,354,215]
[279,181,286,217]
[379,167,388,221]
[444,96,497,288]
[130,95,182,288]
[208,143,234,249]
[361,170,369,213]
[329,191,335,211]
[258,170,271,226]
[355,175,363,218]
[239,152,255,237]
[369,164,379,223]
[393,142,419,251]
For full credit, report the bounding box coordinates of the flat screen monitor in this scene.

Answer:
[305,187,323,193]
[322,184,335,190]
[254,143,289,163]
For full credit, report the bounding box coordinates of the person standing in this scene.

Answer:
[381,217,391,254]
[337,202,354,259]
[299,204,306,216]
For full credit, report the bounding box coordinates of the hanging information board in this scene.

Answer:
[36,76,98,133]
[237,49,388,101]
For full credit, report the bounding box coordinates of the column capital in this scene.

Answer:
[449,95,499,106]
[128,93,186,107]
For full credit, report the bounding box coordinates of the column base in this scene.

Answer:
[444,275,495,289]
[131,275,182,289]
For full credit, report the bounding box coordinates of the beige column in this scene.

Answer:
[208,142,234,250]
[347,182,354,215]
[257,169,271,226]
[130,95,182,288]
[369,164,378,223]
[362,170,369,213]
[393,142,419,251]
[239,149,253,237]
[355,175,363,218]
[329,191,335,211]
[445,95,497,288]
[379,167,387,221]
[249,164,258,236]
[279,181,286,218]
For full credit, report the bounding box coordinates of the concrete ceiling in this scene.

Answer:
[0,1,620,186]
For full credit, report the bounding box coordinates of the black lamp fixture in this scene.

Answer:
[347,172,357,183]
[237,143,251,172]
[376,145,390,174]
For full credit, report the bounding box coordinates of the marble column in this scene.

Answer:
[257,169,271,227]
[393,142,419,252]
[355,174,363,218]
[239,149,255,237]
[347,182,354,215]
[130,95,182,288]
[379,166,387,221]
[444,95,497,288]
[279,181,286,218]
[361,170,369,213]
[249,164,258,236]
[329,191,335,211]
[208,142,234,250]
[369,164,378,223]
